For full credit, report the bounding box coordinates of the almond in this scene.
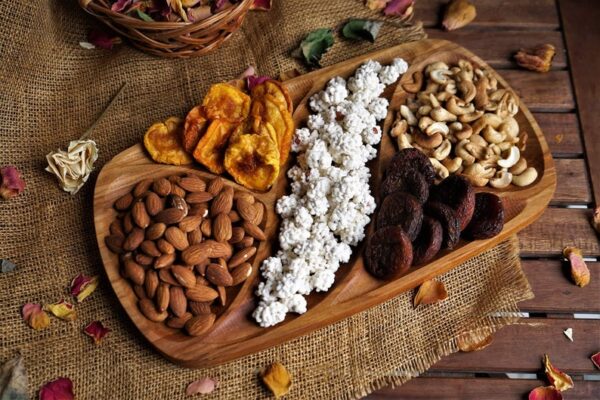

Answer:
[206,263,233,287]
[133,179,152,198]
[229,246,256,268]
[213,213,232,242]
[169,195,189,216]
[156,238,175,254]
[195,260,209,275]
[188,228,203,245]
[158,268,180,286]
[242,221,266,241]
[145,270,159,298]
[217,257,228,269]
[146,222,166,240]
[233,190,255,204]
[189,203,209,218]
[169,286,187,317]
[135,253,154,266]
[200,219,212,237]
[185,285,219,302]
[185,313,216,336]
[217,285,227,306]
[189,301,212,316]
[105,234,124,254]
[171,265,196,288]
[139,298,168,322]
[110,219,125,237]
[251,201,265,226]
[140,240,161,257]
[154,252,176,269]
[228,210,241,223]
[179,215,203,233]
[115,192,133,211]
[155,208,186,224]
[156,283,170,312]
[153,178,172,196]
[229,227,245,244]
[165,226,189,251]
[186,192,214,204]
[231,262,253,285]
[171,184,187,198]
[124,258,145,286]
[166,312,192,329]
[133,284,147,299]
[168,175,181,185]
[123,212,134,233]
[179,177,207,192]
[211,186,233,216]
[237,198,258,222]
[123,227,145,251]
[196,275,210,286]
[207,177,224,196]
[145,192,163,216]
[237,236,254,249]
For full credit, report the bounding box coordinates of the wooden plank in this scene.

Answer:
[560,0,600,204]
[415,0,559,29]
[430,318,600,373]
[367,377,600,399]
[518,207,600,257]
[534,113,583,157]
[552,159,592,205]
[426,30,566,69]
[501,70,575,112]
[520,260,600,313]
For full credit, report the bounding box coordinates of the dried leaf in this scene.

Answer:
[563,246,590,287]
[250,0,271,11]
[591,352,600,370]
[442,0,477,31]
[1,259,16,273]
[457,333,493,352]
[260,362,292,399]
[39,377,74,400]
[0,355,28,400]
[185,377,218,396]
[543,354,573,392]
[563,328,573,342]
[83,321,111,345]
[365,0,389,10]
[136,9,155,21]
[292,29,334,67]
[593,206,600,234]
[0,166,26,200]
[70,273,99,303]
[87,29,122,50]
[44,300,77,321]
[528,386,563,400]
[384,0,414,19]
[342,19,383,43]
[22,303,50,330]
[413,279,448,307]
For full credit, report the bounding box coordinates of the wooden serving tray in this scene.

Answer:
[93,39,556,368]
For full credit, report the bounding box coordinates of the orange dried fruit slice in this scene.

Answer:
[251,94,294,165]
[202,83,251,123]
[144,117,193,165]
[183,106,209,153]
[193,120,237,174]
[224,130,280,191]
[251,80,293,113]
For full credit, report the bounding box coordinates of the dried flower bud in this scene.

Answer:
[70,273,99,302]
[22,303,50,330]
[39,377,74,400]
[563,246,590,287]
[0,166,25,200]
[528,386,563,400]
[84,321,111,345]
[443,0,477,31]
[384,0,414,20]
[46,139,98,195]
[543,354,573,392]
[515,44,556,73]
[44,300,77,321]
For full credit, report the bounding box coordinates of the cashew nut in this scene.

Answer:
[474,75,490,109]
[436,91,454,102]
[425,121,450,137]
[458,80,476,103]
[499,117,519,139]
[390,119,408,138]
[429,93,441,108]
[463,163,495,187]
[518,132,528,151]
[498,141,512,151]
[432,139,452,160]
[455,139,476,166]
[431,106,457,122]
[458,59,474,81]
[482,125,506,144]
[454,124,473,140]
[402,70,424,93]
[400,105,417,126]
[397,132,414,150]
[489,170,513,189]
[469,134,488,147]
[458,110,484,123]
[443,80,457,94]
[423,81,440,94]
[446,96,475,115]
[419,116,435,131]
[414,131,443,149]
[465,142,491,160]
[512,167,538,187]
[489,89,507,102]
[426,61,449,76]
[442,157,463,173]
[429,158,449,180]
[497,146,520,169]
[417,105,432,117]
[490,143,502,156]
[472,113,503,135]
[509,157,527,175]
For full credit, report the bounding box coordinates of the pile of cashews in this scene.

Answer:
[391,59,538,188]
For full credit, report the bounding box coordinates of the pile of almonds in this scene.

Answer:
[104,174,266,336]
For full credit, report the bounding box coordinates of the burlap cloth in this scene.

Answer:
[0,0,534,398]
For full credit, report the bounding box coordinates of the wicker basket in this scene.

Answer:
[78,0,253,58]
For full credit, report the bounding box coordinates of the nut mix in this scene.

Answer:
[104,174,266,336]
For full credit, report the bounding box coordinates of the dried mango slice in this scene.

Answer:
[251,94,294,166]
[225,130,280,191]
[144,117,193,166]
[202,83,251,123]
[183,106,209,153]
[193,120,237,174]
[251,80,293,113]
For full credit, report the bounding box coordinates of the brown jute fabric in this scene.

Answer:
[0,0,534,398]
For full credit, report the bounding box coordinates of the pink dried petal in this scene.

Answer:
[39,377,74,400]
[250,0,271,11]
[88,29,122,50]
[528,386,563,400]
[187,5,211,22]
[186,377,218,396]
[111,0,132,12]
[0,166,25,200]
[84,321,111,345]
[212,0,232,12]
[44,300,77,321]
[591,352,600,370]
[22,303,41,321]
[384,0,414,18]
[247,76,271,91]
[238,65,256,80]
[70,273,99,302]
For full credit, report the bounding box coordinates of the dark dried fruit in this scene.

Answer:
[463,192,504,239]
[430,175,475,231]
[365,226,413,280]
[424,201,460,249]
[412,216,443,265]
[377,192,423,241]
[381,170,429,203]
[385,148,435,185]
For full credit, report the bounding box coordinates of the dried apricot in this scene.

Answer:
[412,216,443,265]
[463,192,505,240]
[424,201,460,249]
[430,175,475,231]
[251,79,293,113]
[183,105,209,153]
[376,192,423,241]
[202,83,251,123]
[144,117,193,166]
[251,94,294,166]
[386,148,435,185]
[365,226,413,280]
[381,170,429,203]
[192,120,237,174]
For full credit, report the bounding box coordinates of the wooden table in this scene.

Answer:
[368,0,600,398]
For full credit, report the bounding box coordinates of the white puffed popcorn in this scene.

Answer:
[253,58,409,327]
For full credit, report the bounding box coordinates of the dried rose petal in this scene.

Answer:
[593,207,600,234]
[457,332,493,352]
[44,300,77,321]
[70,273,99,302]
[413,279,448,307]
[366,0,389,10]
[260,362,291,398]
[384,0,414,19]
[39,377,74,400]
[185,377,218,396]
[250,0,271,10]
[529,386,563,400]
[83,321,111,345]
[88,29,122,50]
[563,246,590,287]
[247,76,271,91]
[22,303,50,330]
[591,352,600,370]
[212,0,232,12]
[0,166,25,200]
[111,0,132,12]
[543,354,573,392]
[187,5,211,22]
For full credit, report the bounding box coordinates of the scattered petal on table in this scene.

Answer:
[543,354,573,392]
[83,321,111,345]
[528,386,563,400]
[591,352,600,370]
[0,354,28,400]
[39,377,74,400]
[563,246,590,287]
[0,166,26,200]
[260,362,291,399]
[413,280,448,307]
[563,328,573,342]
[44,300,77,321]
[1,259,17,273]
[250,0,271,11]
[22,303,50,330]
[185,377,218,396]
[70,273,99,303]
